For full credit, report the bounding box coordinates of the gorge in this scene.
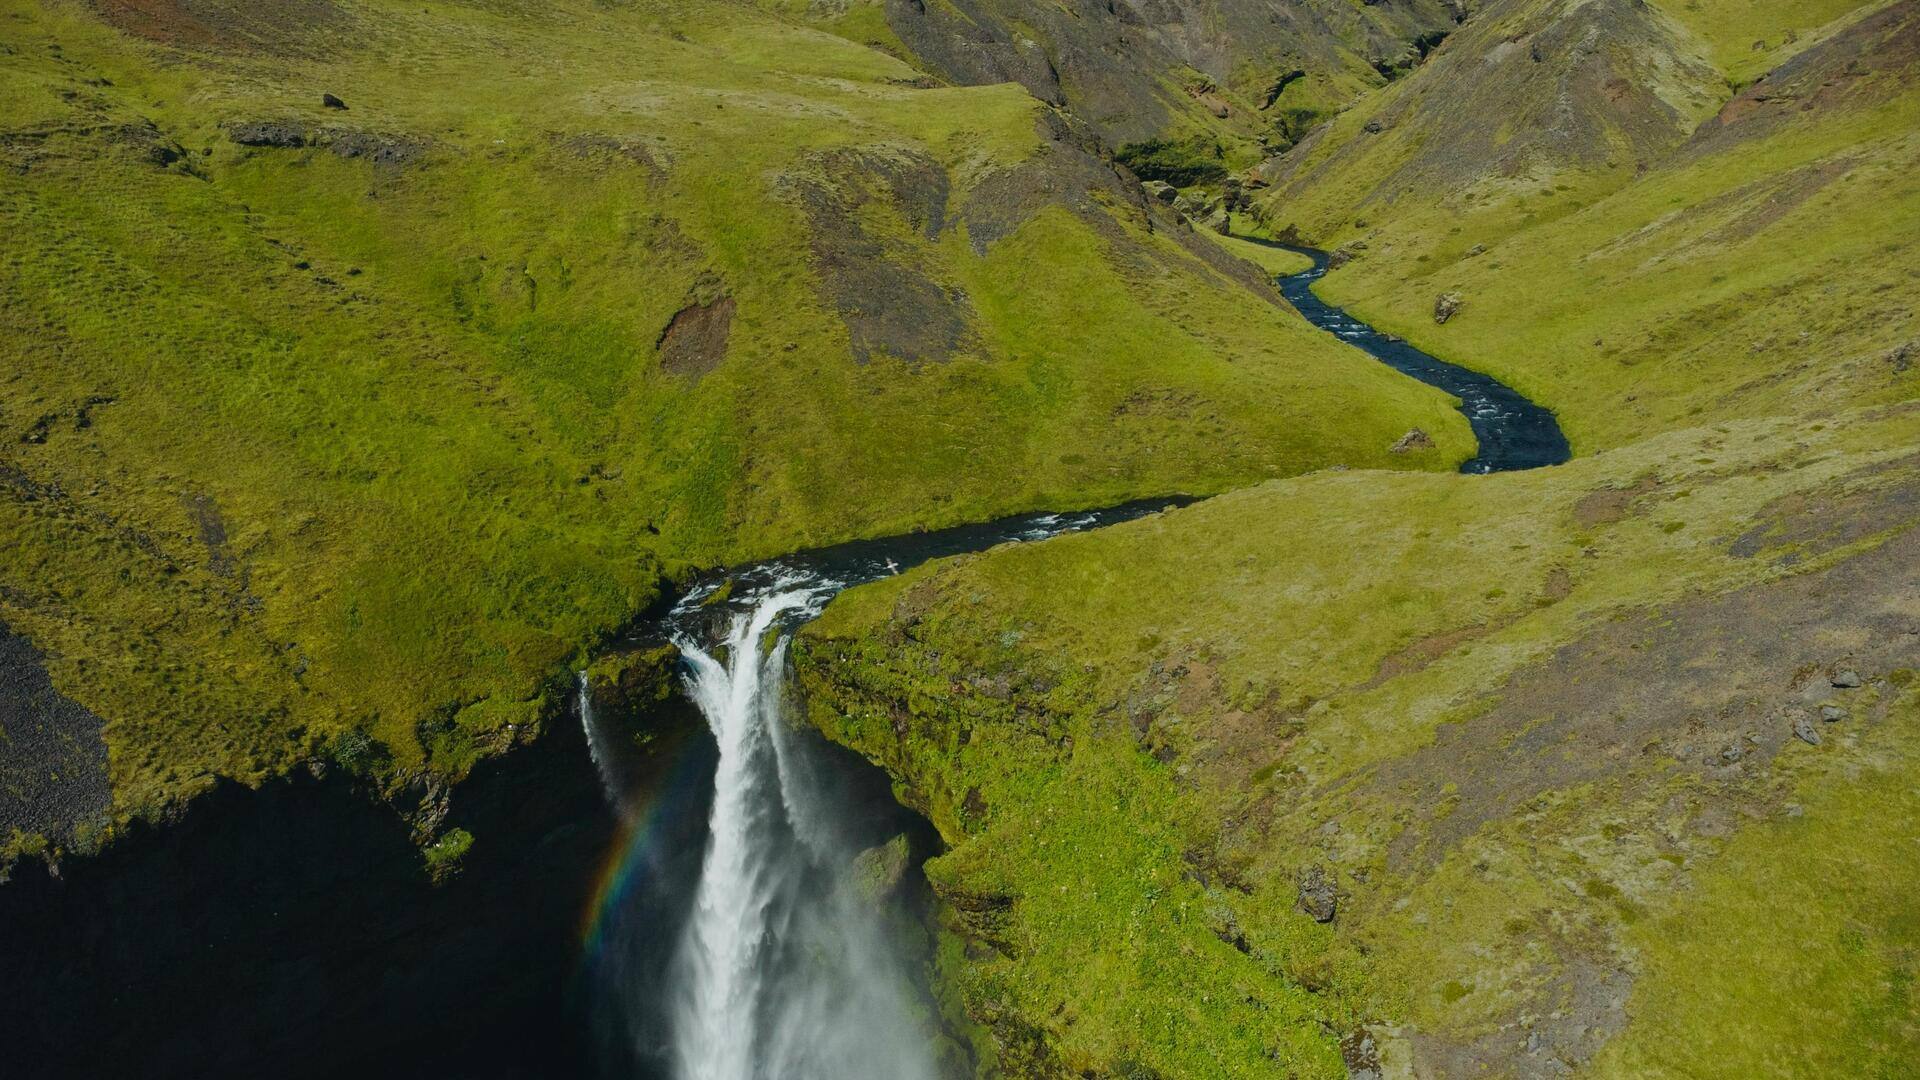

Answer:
[2,0,1916,1077]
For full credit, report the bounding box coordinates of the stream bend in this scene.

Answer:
[583,247,1576,1075]
[1271,243,1571,474]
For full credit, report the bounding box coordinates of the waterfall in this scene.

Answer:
[581,503,1188,1077]
[578,671,630,820]
[665,588,936,1080]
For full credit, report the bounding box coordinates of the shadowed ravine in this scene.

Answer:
[1268,243,1572,474]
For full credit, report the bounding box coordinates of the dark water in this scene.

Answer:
[645,495,1195,643]
[1268,243,1570,473]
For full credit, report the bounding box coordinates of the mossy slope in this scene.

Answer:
[1255,0,1918,451]
[796,3,1920,1074]
[0,0,1472,833]
[800,407,1920,1077]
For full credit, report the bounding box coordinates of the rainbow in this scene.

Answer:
[577,739,713,962]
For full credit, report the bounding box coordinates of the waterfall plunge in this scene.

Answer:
[667,589,936,1080]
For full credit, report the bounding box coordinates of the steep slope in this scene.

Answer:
[802,406,1920,1079]
[795,3,1920,1076]
[0,0,1473,841]
[1254,0,1918,450]
[775,0,1465,152]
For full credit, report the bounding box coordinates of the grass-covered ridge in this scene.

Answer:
[799,405,1920,1077]
[0,0,1476,835]
[791,2,1920,1073]
[1253,0,1919,452]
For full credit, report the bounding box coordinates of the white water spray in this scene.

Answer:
[578,671,632,821]
[667,587,936,1080]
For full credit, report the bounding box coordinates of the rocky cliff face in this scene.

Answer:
[2,710,616,1079]
[878,0,1463,147]
[1254,0,1725,230]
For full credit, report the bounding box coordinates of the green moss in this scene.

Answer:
[422,826,475,883]
[1114,137,1229,187]
[1591,685,1920,1077]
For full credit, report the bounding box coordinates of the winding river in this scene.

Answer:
[579,250,1569,1077]
[1272,244,1571,473]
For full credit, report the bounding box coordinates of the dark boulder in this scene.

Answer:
[322,92,348,110]
[1297,865,1339,922]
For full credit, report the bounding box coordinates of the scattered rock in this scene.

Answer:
[227,120,309,148]
[1830,669,1862,689]
[1342,1029,1384,1080]
[112,122,186,167]
[1297,865,1339,922]
[322,92,347,110]
[1465,243,1487,257]
[327,130,430,167]
[1889,342,1914,373]
[1327,247,1355,270]
[1434,291,1465,324]
[849,833,912,905]
[1391,428,1436,453]
[1363,118,1385,134]
[1821,704,1847,722]
[1140,179,1178,203]
[1792,716,1822,745]
[1206,904,1251,953]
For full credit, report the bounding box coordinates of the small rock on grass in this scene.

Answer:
[1434,291,1464,324]
[1793,716,1822,745]
[1298,865,1339,922]
[1390,428,1435,453]
[1821,704,1847,722]
[1830,669,1862,689]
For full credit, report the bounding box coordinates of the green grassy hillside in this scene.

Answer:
[801,406,1920,1078]
[795,2,1920,1075]
[1255,0,1918,451]
[0,0,1473,837]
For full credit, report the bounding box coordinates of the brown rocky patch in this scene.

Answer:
[1260,0,1717,212]
[1685,2,1920,157]
[785,146,979,366]
[1362,623,1496,692]
[1571,474,1660,529]
[1729,451,1920,562]
[226,121,432,169]
[655,296,735,378]
[556,132,667,180]
[90,0,356,58]
[184,492,233,577]
[1373,487,1919,873]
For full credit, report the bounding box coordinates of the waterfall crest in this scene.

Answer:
[581,501,1192,1077]
[667,588,936,1080]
